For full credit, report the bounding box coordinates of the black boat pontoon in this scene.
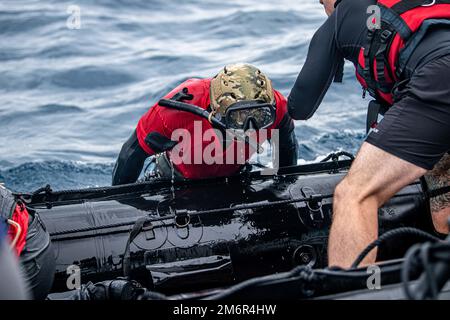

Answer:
[21,155,439,297]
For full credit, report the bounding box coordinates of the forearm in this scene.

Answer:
[112,130,149,185]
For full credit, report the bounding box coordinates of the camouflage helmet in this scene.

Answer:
[210,63,275,116]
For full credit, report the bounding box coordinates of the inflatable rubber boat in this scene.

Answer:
[22,154,437,295]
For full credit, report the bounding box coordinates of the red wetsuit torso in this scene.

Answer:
[136,78,289,179]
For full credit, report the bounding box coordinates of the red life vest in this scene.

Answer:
[0,186,29,256]
[8,204,29,256]
[356,0,450,106]
[136,78,288,179]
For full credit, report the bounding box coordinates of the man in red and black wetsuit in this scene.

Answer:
[289,0,450,267]
[113,63,298,185]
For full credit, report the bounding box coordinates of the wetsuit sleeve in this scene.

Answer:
[288,11,344,120]
[112,130,149,185]
[272,91,298,167]
[277,113,298,167]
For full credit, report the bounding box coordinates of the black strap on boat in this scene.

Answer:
[427,186,450,199]
[391,0,450,15]
[122,216,149,279]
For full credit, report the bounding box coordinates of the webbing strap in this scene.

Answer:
[366,100,389,133]
[428,186,450,199]
[364,29,392,100]
[379,5,412,39]
[391,0,450,15]
[366,101,381,134]
[364,30,379,99]
[363,4,413,101]
[122,216,150,279]
[374,27,396,91]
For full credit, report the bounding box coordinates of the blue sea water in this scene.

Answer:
[0,0,367,192]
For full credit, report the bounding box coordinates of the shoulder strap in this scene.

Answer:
[363,28,394,101]
[391,0,450,15]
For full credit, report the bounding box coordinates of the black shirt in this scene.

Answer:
[288,0,450,120]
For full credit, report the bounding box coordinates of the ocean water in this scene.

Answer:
[0,0,367,192]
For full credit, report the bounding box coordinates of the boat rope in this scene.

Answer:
[402,241,450,300]
[203,265,317,300]
[320,151,355,163]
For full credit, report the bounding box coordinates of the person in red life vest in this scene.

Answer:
[0,218,29,300]
[288,0,450,268]
[0,184,55,299]
[112,63,298,185]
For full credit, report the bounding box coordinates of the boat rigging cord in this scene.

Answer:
[320,151,354,163]
[203,265,317,300]
[401,221,450,300]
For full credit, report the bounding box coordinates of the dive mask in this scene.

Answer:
[222,100,276,131]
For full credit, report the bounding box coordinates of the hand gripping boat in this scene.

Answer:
[21,154,435,295]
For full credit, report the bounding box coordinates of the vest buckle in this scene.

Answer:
[380,30,393,43]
